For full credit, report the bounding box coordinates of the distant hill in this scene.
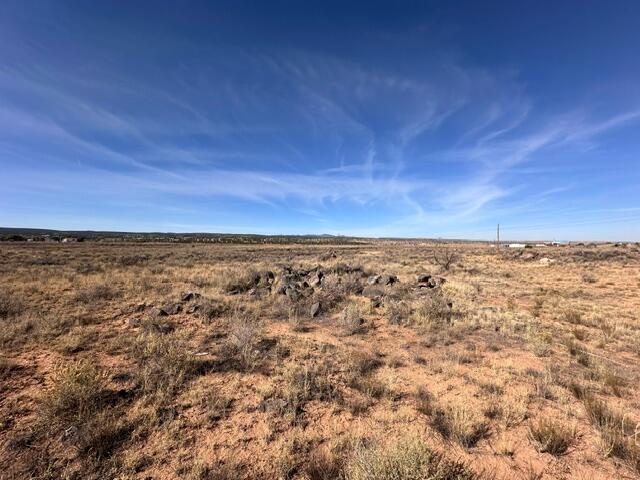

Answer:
[0,227,368,245]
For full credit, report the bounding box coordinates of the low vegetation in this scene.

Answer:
[1,240,639,478]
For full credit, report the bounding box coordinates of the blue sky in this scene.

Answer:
[1,1,640,240]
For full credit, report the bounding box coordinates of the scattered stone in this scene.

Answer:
[186,303,201,314]
[253,270,275,286]
[161,303,182,315]
[309,270,324,287]
[310,302,321,318]
[417,276,446,289]
[367,275,381,285]
[285,287,301,302]
[149,307,168,318]
[378,274,398,286]
[539,257,554,265]
[127,317,141,327]
[180,292,201,302]
[147,322,174,334]
[133,303,147,312]
[417,274,432,283]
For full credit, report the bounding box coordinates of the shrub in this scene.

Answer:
[528,418,575,455]
[432,246,460,272]
[344,438,476,480]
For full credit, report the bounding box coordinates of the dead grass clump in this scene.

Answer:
[117,254,150,266]
[41,359,108,424]
[278,363,338,417]
[220,269,258,294]
[385,300,411,326]
[0,356,19,381]
[412,293,453,330]
[0,290,23,319]
[414,386,434,416]
[199,390,233,424]
[338,302,367,335]
[74,281,117,304]
[528,418,575,455]
[574,388,640,470]
[344,350,384,377]
[223,312,263,369]
[562,309,583,325]
[304,444,346,480]
[430,404,489,448]
[74,410,133,459]
[133,332,196,403]
[198,298,229,324]
[344,437,476,480]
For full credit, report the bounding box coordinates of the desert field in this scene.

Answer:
[1,241,639,479]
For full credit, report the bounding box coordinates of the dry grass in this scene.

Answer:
[528,418,576,455]
[2,241,639,479]
[132,332,197,403]
[430,404,489,448]
[41,359,108,424]
[344,438,476,480]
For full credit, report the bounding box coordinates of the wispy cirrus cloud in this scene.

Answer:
[2,32,640,238]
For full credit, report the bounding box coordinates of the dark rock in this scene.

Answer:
[127,317,142,327]
[146,322,174,334]
[310,302,321,318]
[285,287,300,302]
[379,274,398,286]
[186,304,201,314]
[180,292,201,302]
[309,271,324,287]
[150,307,168,318]
[133,303,147,312]
[161,303,182,315]
[417,274,432,283]
[256,270,275,285]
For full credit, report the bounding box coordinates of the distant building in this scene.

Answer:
[507,243,526,248]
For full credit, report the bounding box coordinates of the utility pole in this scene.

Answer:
[496,224,500,252]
